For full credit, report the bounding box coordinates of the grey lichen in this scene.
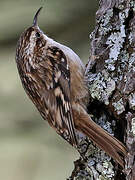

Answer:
[112,98,125,115]
[72,159,114,180]
[131,117,135,135]
[72,132,115,180]
[128,93,135,111]
[130,0,135,10]
[122,52,135,95]
[128,53,135,71]
[98,9,114,35]
[87,146,114,179]
[105,9,128,72]
[88,70,115,105]
[106,26,126,61]
[78,155,114,180]
[88,6,132,107]
[89,160,114,180]
[94,114,114,135]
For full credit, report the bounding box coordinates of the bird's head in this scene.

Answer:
[16,7,46,65]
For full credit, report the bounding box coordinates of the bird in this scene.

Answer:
[15,7,127,168]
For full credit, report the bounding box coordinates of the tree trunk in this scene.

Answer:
[68,0,135,179]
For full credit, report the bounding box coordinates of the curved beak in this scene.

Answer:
[33,7,43,27]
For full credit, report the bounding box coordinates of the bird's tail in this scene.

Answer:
[73,104,127,168]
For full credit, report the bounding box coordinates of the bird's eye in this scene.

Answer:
[35,32,40,38]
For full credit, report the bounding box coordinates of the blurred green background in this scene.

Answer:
[0,0,98,179]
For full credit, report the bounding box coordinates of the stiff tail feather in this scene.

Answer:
[73,105,127,168]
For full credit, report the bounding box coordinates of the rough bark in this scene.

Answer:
[68,0,135,180]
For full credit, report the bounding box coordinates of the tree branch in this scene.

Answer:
[68,0,135,179]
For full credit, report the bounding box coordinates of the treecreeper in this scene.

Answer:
[15,7,127,168]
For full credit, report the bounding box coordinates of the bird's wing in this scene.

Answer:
[36,46,77,147]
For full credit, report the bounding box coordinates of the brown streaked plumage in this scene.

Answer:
[16,7,127,168]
